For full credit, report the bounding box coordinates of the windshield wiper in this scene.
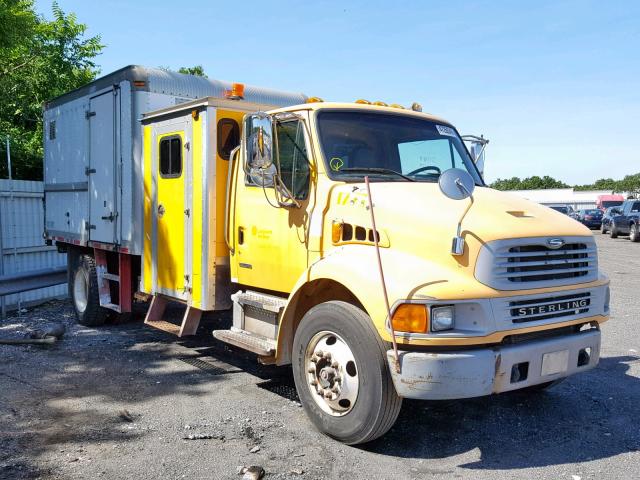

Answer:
[339,167,415,182]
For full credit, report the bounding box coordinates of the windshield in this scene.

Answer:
[317,111,483,184]
[585,209,601,216]
[602,200,623,208]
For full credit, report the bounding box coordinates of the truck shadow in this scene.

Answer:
[364,355,640,469]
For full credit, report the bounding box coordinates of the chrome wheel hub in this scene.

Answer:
[305,331,359,416]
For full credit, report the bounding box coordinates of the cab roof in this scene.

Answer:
[269,101,452,126]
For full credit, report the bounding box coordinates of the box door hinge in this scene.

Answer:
[85,221,96,230]
[85,167,96,175]
[85,111,96,119]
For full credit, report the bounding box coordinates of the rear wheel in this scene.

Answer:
[630,224,640,242]
[292,301,402,445]
[71,254,108,326]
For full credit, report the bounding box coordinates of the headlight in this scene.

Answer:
[431,305,455,331]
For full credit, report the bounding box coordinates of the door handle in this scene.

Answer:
[158,204,166,218]
[238,226,245,245]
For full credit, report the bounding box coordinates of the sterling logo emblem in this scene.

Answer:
[547,238,565,249]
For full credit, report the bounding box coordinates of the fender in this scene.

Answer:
[274,244,479,364]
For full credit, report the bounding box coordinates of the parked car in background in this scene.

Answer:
[549,205,574,215]
[573,209,603,229]
[596,194,625,211]
[610,199,640,242]
[601,206,622,234]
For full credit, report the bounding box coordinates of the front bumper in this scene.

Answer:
[387,329,600,400]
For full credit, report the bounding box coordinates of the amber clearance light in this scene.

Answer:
[391,304,428,333]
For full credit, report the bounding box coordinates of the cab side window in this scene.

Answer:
[276,120,310,200]
[159,136,182,178]
[217,118,240,160]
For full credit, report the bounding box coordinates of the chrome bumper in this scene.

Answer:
[387,329,600,400]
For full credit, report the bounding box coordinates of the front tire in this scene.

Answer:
[71,254,108,326]
[601,223,607,234]
[292,301,402,444]
[630,224,640,242]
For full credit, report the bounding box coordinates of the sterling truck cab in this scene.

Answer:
[221,102,609,443]
[45,68,609,445]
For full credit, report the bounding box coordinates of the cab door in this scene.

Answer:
[155,124,190,299]
[232,117,313,293]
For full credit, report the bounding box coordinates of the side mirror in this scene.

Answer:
[438,168,475,200]
[245,113,273,170]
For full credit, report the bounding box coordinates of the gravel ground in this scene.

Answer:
[1,234,638,480]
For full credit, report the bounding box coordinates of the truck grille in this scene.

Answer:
[502,243,593,283]
[475,236,598,290]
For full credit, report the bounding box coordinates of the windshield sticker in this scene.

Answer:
[436,125,456,137]
[330,157,344,171]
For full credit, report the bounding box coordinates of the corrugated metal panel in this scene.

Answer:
[144,67,307,107]
[0,180,67,310]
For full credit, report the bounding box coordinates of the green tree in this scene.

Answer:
[491,175,568,190]
[177,65,207,78]
[0,0,103,179]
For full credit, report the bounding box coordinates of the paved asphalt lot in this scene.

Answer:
[1,234,638,480]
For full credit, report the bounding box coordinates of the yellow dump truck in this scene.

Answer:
[44,66,609,444]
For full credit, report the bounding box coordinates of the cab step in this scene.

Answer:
[212,328,276,356]
[231,290,287,340]
[232,290,287,313]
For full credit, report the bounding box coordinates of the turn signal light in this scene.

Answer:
[331,222,343,243]
[391,304,428,333]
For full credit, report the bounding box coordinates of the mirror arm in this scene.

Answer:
[275,176,301,208]
[452,178,474,256]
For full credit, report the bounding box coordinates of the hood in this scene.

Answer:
[326,182,593,277]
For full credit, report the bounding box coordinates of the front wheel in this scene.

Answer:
[630,224,640,242]
[610,224,618,238]
[292,301,402,445]
[600,223,607,234]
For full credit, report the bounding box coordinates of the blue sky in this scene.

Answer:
[36,0,640,184]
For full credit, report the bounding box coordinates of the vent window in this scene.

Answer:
[49,121,56,140]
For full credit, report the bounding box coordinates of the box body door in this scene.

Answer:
[153,121,191,300]
[88,89,119,243]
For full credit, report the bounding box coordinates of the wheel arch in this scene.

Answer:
[275,278,368,365]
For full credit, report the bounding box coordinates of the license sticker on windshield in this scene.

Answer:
[436,125,456,137]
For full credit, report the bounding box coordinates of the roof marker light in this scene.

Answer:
[355,99,371,104]
[306,96,324,103]
[411,102,422,112]
[372,101,388,107]
[389,103,405,109]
